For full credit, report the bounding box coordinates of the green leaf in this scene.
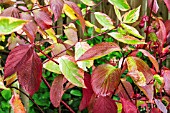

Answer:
[121,24,144,39]
[108,0,130,11]
[58,55,86,88]
[80,0,96,6]
[123,6,141,23]
[108,32,145,44]
[114,6,122,22]
[94,12,114,30]
[43,60,61,74]
[70,89,82,96]
[0,16,28,35]
[1,89,11,100]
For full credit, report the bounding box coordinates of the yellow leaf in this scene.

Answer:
[63,4,77,20]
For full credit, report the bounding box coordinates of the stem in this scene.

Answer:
[10,86,44,113]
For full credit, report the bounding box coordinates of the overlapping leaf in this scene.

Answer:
[108,32,145,44]
[155,99,167,113]
[163,70,170,95]
[0,16,28,35]
[43,60,61,74]
[77,42,121,61]
[58,55,86,88]
[164,0,170,12]
[148,0,159,14]
[121,98,138,113]
[64,27,78,44]
[91,64,121,96]
[0,7,20,18]
[94,12,114,30]
[108,0,130,11]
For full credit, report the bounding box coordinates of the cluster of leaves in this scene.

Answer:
[0,0,170,113]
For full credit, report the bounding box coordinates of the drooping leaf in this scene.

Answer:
[75,42,93,71]
[80,0,96,6]
[94,12,114,30]
[10,94,26,113]
[43,60,61,74]
[78,42,121,61]
[0,16,28,35]
[148,0,159,14]
[93,96,117,113]
[114,6,122,22]
[20,12,37,43]
[121,24,144,39]
[121,97,138,113]
[17,51,42,95]
[163,70,170,95]
[155,99,167,113]
[108,32,145,44]
[33,10,52,30]
[64,27,78,44]
[91,64,121,96]
[58,55,86,88]
[108,0,130,11]
[123,6,141,23]
[50,75,64,108]
[4,44,33,79]
[50,0,64,21]
[138,49,159,72]
[164,0,170,12]
[79,72,94,111]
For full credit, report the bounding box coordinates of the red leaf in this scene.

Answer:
[155,99,167,113]
[33,10,52,30]
[4,44,33,79]
[17,51,42,95]
[65,1,85,32]
[91,64,121,96]
[165,20,170,33]
[10,94,26,113]
[163,70,170,95]
[164,0,170,12]
[50,0,64,21]
[93,96,117,113]
[0,7,20,18]
[20,13,37,43]
[148,0,159,14]
[50,75,64,108]
[121,98,138,113]
[78,42,121,61]
[79,72,94,111]
[151,108,161,113]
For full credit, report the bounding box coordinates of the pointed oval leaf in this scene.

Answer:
[43,60,61,74]
[93,96,117,113]
[163,70,170,95]
[121,24,144,39]
[80,0,96,6]
[91,64,121,96]
[0,16,28,35]
[77,42,121,61]
[50,0,64,21]
[50,75,64,108]
[148,0,159,14]
[108,0,130,11]
[0,7,20,18]
[155,99,167,113]
[58,55,86,88]
[64,27,78,44]
[10,94,26,113]
[121,98,138,113]
[114,6,122,22]
[4,44,33,79]
[94,12,114,30]
[123,6,141,23]
[108,32,145,44]
[17,51,42,95]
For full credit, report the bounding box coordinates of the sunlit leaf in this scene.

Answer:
[114,6,122,22]
[78,42,121,61]
[80,0,96,6]
[155,99,167,113]
[94,12,114,30]
[58,55,85,88]
[123,6,141,23]
[108,32,145,44]
[43,60,61,74]
[121,24,144,39]
[91,64,121,96]
[0,16,28,35]
[45,28,58,43]
[108,0,130,11]
[63,4,77,20]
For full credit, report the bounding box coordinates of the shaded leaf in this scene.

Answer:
[91,64,121,96]
[0,7,20,18]
[78,42,121,61]
[93,96,117,113]
[151,108,161,113]
[43,60,61,74]
[0,16,28,35]
[4,44,33,79]
[121,24,144,39]
[148,0,159,14]
[164,0,170,12]
[64,27,78,44]
[94,12,114,30]
[155,99,167,113]
[70,89,82,96]
[79,72,94,111]
[52,43,66,56]
[17,51,42,95]
[108,32,145,44]
[121,97,138,113]
[108,0,130,11]
[50,0,64,21]
[163,70,170,95]
[50,75,64,108]
[33,10,52,30]
[80,0,96,6]
[58,55,86,88]
[123,6,141,23]
[10,94,26,113]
